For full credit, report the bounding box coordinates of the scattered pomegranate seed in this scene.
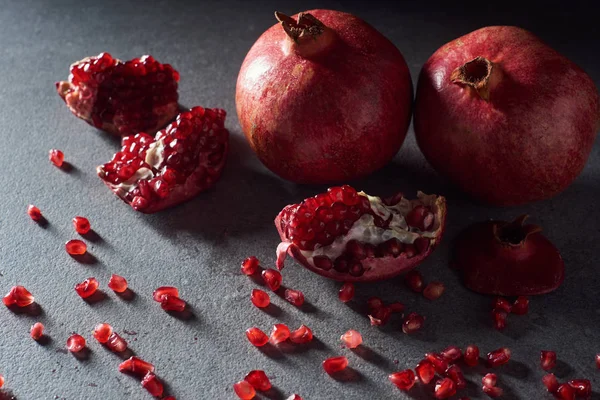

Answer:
[542,373,559,393]
[402,312,424,334]
[323,356,348,374]
[440,346,462,363]
[245,327,269,347]
[405,270,424,292]
[388,369,416,391]
[74,277,99,298]
[340,330,362,349]
[482,373,497,388]
[30,322,44,341]
[49,149,65,167]
[106,332,128,352]
[251,289,270,308]
[487,347,511,367]
[415,359,435,384]
[66,334,86,352]
[262,269,282,291]
[369,306,391,326]
[464,345,480,366]
[142,372,164,397]
[3,285,35,307]
[423,281,445,300]
[284,288,305,306]
[161,295,186,312]
[285,395,302,400]
[511,296,529,315]
[270,324,290,344]
[241,256,260,275]
[108,274,128,293]
[72,216,91,234]
[492,309,508,330]
[338,282,355,303]
[387,302,404,313]
[540,350,557,371]
[426,353,449,374]
[596,354,600,369]
[119,356,155,376]
[483,385,504,397]
[289,325,313,344]
[27,205,43,221]
[492,297,512,313]
[93,323,113,344]
[367,296,384,311]
[233,380,256,399]
[445,365,466,389]
[244,370,271,391]
[435,377,457,399]
[153,286,179,302]
[556,383,576,400]
[65,239,87,255]
[0,374,4,388]
[567,379,591,397]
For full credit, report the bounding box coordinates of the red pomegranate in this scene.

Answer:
[414,26,599,206]
[236,10,412,183]
[275,185,446,282]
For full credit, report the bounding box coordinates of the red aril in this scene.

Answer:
[340,330,362,349]
[487,347,511,367]
[556,383,576,400]
[161,295,186,312]
[289,325,313,344]
[74,278,99,299]
[464,345,480,366]
[153,286,179,302]
[66,239,87,255]
[434,378,457,399]
[262,269,282,291]
[245,327,269,347]
[567,379,591,398]
[492,297,512,313]
[338,282,355,303]
[106,333,128,353]
[482,373,497,388]
[251,289,270,308]
[512,296,529,315]
[27,205,43,221]
[540,350,557,371]
[30,322,44,341]
[404,270,424,292]
[388,369,415,391]
[270,324,290,344]
[444,365,466,389]
[0,374,4,388]
[402,313,424,334]
[66,334,86,352]
[49,149,65,167]
[108,274,128,293]
[244,370,271,391]
[3,286,35,307]
[322,356,348,374]
[367,297,384,312]
[368,306,391,326]
[119,356,155,376]
[542,373,559,393]
[596,354,600,369]
[415,359,435,384]
[72,216,91,234]
[286,395,302,400]
[93,323,113,344]
[423,281,445,300]
[483,386,503,397]
[440,346,462,363]
[233,380,255,400]
[284,288,305,306]
[141,372,164,397]
[426,353,449,374]
[388,302,405,313]
[241,256,260,275]
[492,309,508,331]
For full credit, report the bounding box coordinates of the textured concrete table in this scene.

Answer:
[0,1,598,399]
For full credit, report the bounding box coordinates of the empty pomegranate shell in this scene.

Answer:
[275,187,446,282]
[453,215,564,295]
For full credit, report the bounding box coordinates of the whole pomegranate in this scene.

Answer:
[414,26,599,206]
[236,10,412,183]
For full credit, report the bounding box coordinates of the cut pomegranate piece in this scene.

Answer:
[492,297,512,313]
[402,312,425,334]
[338,282,355,303]
[66,239,87,255]
[161,295,186,312]
[492,309,508,330]
[415,359,435,384]
[423,281,445,300]
[440,346,462,363]
[3,286,35,307]
[106,332,128,353]
[487,347,511,367]
[97,107,229,213]
[284,288,305,306]
[49,149,65,167]
[108,274,128,293]
[512,296,529,315]
[540,350,557,371]
[74,277,99,299]
[244,370,271,391]
[482,373,497,388]
[464,345,480,366]
[241,256,260,275]
[542,373,559,393]
[556,383,576,400]
[251,289,270,308]
[66,334,86,352]
[141,372,164,397]
[72,216,91,234]
[233,380,256,400]
[93,323,113,344]
[269,324,290,344]
[405,270,425,292]
[262,269,282,291]
[153,286,179,302]
[275,187,446,282]
[369,306,391,326]
[426,353,449,374]
[567,379,591,398]
[323,356,348,374]
[445,365,466,389]
[30,322,44,341]
[289,325,313,344]
[27,205,43,221]
[119,356,155,376]
[340,330,362,349]
[245,327,269,347]
[483,385,503,397]
[56,53,179,136]
[388,369,416,391]
[453,215,564,295]
[435,377,457,399]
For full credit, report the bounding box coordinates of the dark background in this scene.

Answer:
[0,1,598,399]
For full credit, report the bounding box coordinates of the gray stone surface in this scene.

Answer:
[0,1,598,399]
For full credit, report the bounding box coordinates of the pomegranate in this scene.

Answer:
[388,369,416,391]
[56,53,179,136]
[236,10,412,183]
[275,186,446,281]
[322,356,348,374]
[97,107,229,213]
[453,215,564,295]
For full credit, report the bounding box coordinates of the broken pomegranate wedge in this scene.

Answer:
[453,215,564,295]
[56,52,179,136]
[275,186,446,281]
[97,107,229,213]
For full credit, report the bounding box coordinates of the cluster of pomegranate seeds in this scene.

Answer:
[416,359,435,384]
[423,281,445,300]
[72,216,91,234]
[233,380,255,399]
[66,334,86,352]
[464,345,480,366]
[30,322,44,341]
[543,373,592,398]
[402,312,425,334]
[487,347,511,367]
[241,256,260,275]
[388,369,416,391]
[541,350,557,371]
[405,270,425,292]
[93,323,114,344]
[108,274,128,293]
[338,282,355,302]
[3,285,35,307]
[289,325,313,344]
[481,373,503,397]
[245,327,269,347]
[153,286,186,312]
[107,332,128,353]
[65,239,87,255]
[141,372,164,397]
[323,356,348,374]
[366,296,408,327]
[284,288,305,306]
[340,329,362,349]
[119,356,155,376]
[27,205,43,222]
[270,324,291,344]
[251,289,270,308]
[244,370,271,391]
[435,377,457,399]
[49,149,65,167]
[491,296,530,329]
[74,277,99,298]
[262,269,282,291]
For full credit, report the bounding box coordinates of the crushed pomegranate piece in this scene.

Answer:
[72,216,91,234]
[367,296,384,312]
[323,356,348,374]
[49,149,65,167]
[284,288,305,306]
[402,312,424,334]
[464,345,480,366]
[445,365,466,389]
[289,325,313,344]
[492,309,508,330]
[30,322,44,341]
[388,369,416,391]
[3,285,35,307]
[244,370,271,391]
[93,323,113,344]
[405,270,425,292]
[487,347,511,367]
[153,286,179,302]
[423,281,445,300]
[567,379,591,397]
[440,346,462,363]
[482,373,497,388]
[108,274,128,293]
[106,332,128,352]
[161,295,186,312]
[435,377,457,399]
[251,289,270,308]
[542,373,559,393]
[388,302,405,313]
[556,383,576,400]
[233,380,256,400]
[426,353,449,374]
[142,372,164,397]
[65,239,87,255]
[241,256,260,275]
[511,296,529,315]
[492,297,512,313]
[415,359,435,384]
[340,330,362,349]
[270,324,290,344]
[66,334,86,352]
[338,282,355,303]
[369,306,391,326]
[119,356,155,376]
[74,277,99,299]
[245,327,269,347]
[262,269,282,291]
[27,205,43,221]
[483,385,503,397]
[540,350,557,371]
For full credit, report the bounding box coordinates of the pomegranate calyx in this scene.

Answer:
[450,56,496,101]
[274,11,324,41]
[493,215,543,247]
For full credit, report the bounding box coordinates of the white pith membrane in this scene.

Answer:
[109,139,166,197]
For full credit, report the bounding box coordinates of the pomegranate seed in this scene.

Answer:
[142,372,164,397]
[492,297,512,313]
[435,377,457,399]
[483,385,503,397]
[388,369,416,391]
[241,256,260,275]
[119,356,155,376]
[289,325,313,344]
[423,281,445,300]
[415,359,435,384]
[251,289,270,308]
[30,322,44,341]
[405,270,424,292]
[487,347,511,367]
[492,309,508,330]
[27,205,43,221]
[66,334,86,352]
[245,327,269,347]
[323,356,348,374]
[161,295,186,312]
[464,345,480,366]
[65,239,87,255]
[340,330,362,349]
[108,274,128,293]
[0,374,4,388]
[74,277,99,298]
[244,370,271,391]
[426,353,449,374]
[262,269,282,291]
[482,373,497,388]
[270,324,290,344]
[596,354,600,369]
[338,282,355,303]
[367,296,384,311]
[445,365,466,389]
[233,380,255,399]
[540,350,557,371]
[106,332,128,352]
[441,346,462,363]
[402,312,424,334]
[3,285,35,307]
[153,286,179,302]
[72,216,91,234]
[49,149,65,167]
[284,288,305,306]
[567,379,591,397]
[93,323,113,344]
[542,373,559,393]
[556,383,576,400]
[285,395,302,400]
[512,296,529,315]
[369,306,391,326]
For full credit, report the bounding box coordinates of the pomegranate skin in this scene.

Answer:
[236,9,412,183]
[415,26,599,206]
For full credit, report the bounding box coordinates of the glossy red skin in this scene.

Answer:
[453,221,564,295]
[415,26,600,206]
[236,9,412,183]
